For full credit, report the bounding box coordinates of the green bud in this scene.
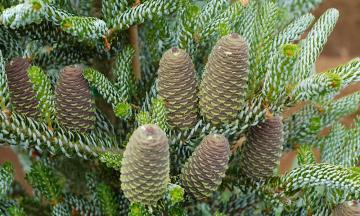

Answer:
[168,184,185,205]
[114,102,132,119]
[282,44,300,57]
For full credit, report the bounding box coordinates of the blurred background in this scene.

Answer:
[1,0,359,194]
[280,0,360,172]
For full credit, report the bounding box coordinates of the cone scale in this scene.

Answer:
[239,116,283,180]
[332,201,360,216]
[120,124,170,205]
[199,33,248,125]
[55,65,95,132]
[181,134,230,200]
[5,58,40,118]
[157,47,198,129]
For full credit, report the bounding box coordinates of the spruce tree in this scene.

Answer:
[0,0,359,215]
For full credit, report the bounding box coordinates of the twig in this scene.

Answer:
[129,0,142,81]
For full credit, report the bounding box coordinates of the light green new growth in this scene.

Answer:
[27,66,55,123]
[297,145,316,166]
[7,205,26,216]
[99,152,122,171]
[129,203,151,216]
[150,98,168,132]
[136,111,151,126]
[96,183,118,216]
[114,102,132,119]
[25,162,63,203]
[167,184,185,205]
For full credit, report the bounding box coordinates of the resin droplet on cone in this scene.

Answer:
[181,134,230,200]
[157,47,198,129]
[239,116,283,180]
[55,65,95,132]
[120,124,170,205]
[5,58,40,118]
[332,201,360,216]
[199,33,248,125]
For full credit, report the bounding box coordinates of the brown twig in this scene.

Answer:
[128,0,142,81]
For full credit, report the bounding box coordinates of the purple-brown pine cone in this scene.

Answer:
[239,116,283,180]
[332,201,360,216]
[199,33,248,125]
[55,65,95,132]
[5,58,40,118]
[120,124,170,205]
[181,134,230,200]
[157,47,198,129]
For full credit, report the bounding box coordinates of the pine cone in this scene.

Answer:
[239,116,283,180]
[55,65,95,132]
[181,134,230,200]
[157,47,198,129]
[120,124,170,205]
[332,201,360,216]
[5,58,40,118]
[199,33,248,125]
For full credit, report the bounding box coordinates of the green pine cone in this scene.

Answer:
[181,134,230,200]
[199,33,248,125]
[120,124,170,205]
[239,116,283,180]
[55,65,95,132]
[5,58,40,118]
[157,47,198,129]
[332,201,360,216]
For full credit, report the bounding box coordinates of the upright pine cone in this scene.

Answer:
[157,47,198,129]
[120,124,170,205]
[332,201,360,216]
[55,65,95,132]
[181,134,230,200]
[5,58,40,118]
[239,116,283,180]
[199,33,248,125]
